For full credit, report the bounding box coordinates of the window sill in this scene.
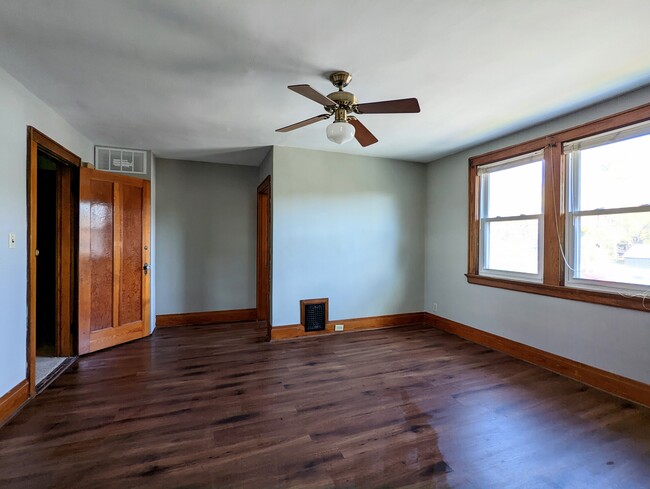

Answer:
[465,274,649,313]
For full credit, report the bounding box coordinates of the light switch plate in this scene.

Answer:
[8,233,16,249]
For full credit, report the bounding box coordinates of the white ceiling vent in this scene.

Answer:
[95,146,147,175]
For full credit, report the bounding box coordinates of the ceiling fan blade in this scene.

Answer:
[354,98,420,114]
[348,117,379,147]
[276,114,330,133]
[288,84,336,107]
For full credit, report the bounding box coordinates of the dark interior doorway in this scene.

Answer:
[27,127,82,396]
[36,154,58,357]
[32,147,78,391]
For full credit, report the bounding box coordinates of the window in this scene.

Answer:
[468,103,650,312]
[478,151,543,281]
[565,122,650,290]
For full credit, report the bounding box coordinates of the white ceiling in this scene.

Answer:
[1,1,650,165]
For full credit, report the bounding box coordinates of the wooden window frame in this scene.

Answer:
[476,149,545,283]
[467,102,650,313]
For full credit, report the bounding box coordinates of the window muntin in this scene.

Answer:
[478,152,544,280]
[565,124,650,290]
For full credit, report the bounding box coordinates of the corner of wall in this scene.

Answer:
[150,153,157,333]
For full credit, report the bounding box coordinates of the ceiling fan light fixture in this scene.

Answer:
[278,71,419,147]
[326,121,355,144]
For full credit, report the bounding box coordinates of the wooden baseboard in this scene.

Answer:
[156,308,257,328]
[0,380,29,427]
[271,312,424,340]
[424,312,650,408]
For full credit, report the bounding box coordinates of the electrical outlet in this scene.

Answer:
[432,303,438,312]
[8,233,16,249]
[334,324,344,332]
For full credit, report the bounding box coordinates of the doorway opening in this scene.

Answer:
[28,127,81,395]
[34,152,77,390]
[256,176,271,340]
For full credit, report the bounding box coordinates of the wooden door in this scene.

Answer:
[78,168,151,354]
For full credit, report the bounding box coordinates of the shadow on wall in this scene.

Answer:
[274,183,423,322]
[271,146,426,325]
[156,158,257,315]
[156,147,272,167]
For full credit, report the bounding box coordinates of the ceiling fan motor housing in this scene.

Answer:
[327,71,356,121]
[327,91,356,106]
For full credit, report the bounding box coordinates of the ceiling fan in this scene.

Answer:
[276,71,420,147]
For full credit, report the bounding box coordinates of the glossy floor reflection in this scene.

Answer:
[0,322,649,488]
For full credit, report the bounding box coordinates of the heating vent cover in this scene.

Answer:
[301,298,329,332]
[95,146,147,175]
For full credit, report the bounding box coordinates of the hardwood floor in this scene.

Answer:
[1,322,649,488]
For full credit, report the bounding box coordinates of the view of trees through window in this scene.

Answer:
[469,105,650,310]
[569,133,650,287]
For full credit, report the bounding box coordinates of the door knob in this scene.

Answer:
[143,262,151,275]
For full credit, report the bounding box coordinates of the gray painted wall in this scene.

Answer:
[271,146,426,326]
[0,66,94,398]
[425,85,650,384]
[155,158,258,316]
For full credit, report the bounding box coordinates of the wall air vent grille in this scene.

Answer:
[301,298,329,332]
[95,146,147,175]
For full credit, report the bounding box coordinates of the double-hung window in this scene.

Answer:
[468,102,650,312]
[478,151,544,281]
[565,122,650,291]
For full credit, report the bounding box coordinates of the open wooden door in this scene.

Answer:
[78,168,151,354]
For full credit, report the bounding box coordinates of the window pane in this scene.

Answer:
[485,161,543,218]
[485,219,539,274]
[577,134,650,211]
[572,211,650,286]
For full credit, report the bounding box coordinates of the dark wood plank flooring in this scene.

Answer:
[1,322,649,488]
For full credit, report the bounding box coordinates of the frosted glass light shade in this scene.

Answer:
[326,121,355,144]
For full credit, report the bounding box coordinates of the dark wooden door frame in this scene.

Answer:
[256,176,271,339]
[27,127,81,396]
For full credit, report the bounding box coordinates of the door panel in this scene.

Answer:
[119,183,143,325]
[79,168,150,354]
[89,179,114,332]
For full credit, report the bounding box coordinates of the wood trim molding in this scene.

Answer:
[27,127,81,395]
[466,273,649,312]
[424,312,650,408]
[470,136,547,167]
[300,298,329,330]
[256,175,271,339]
[0,380,29,427]
[28,127,81,167]
[466,102,650,314]
[468,103,650,167]
[156,308,257,328]
[271,312,425,340]
[549,101,650,144]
